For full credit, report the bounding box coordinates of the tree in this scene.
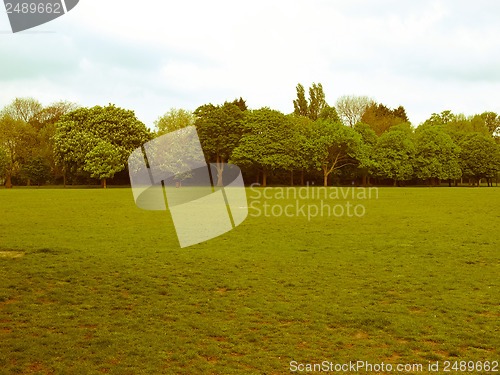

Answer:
[290,115,314,185]
[306,119,366,186]
[480,112,500,136]
[83,141,124,188]
[1,97,43,123]
[231,108,295,187]
[423,110,454,126]
[318,104,340,122]
[423,111,491,136]
[293,83,308,118]
[353,122,378,185]
[30,100,79,130]
[0,114,30,188]
[154,108,195,135]
[30,100,79,185]
[393,106,409,123]
[232,97,248,112]
[373,126,416,186]
[0,98,79,187]
[0,147,8,183]
[361,103,410,135]
[414,126,462,185]
[53,104,152,187]
[21,157,51,186]
[293,83,335,121]
[335,95,374,127]
[459,133,500,186]
[307,83,327,121]
[194,101,245,186]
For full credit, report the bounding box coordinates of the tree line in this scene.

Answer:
[1,84,499,188]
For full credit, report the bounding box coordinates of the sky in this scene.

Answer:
[1,0,500,129]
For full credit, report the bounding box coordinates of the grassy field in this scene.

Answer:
[0,187,498,374]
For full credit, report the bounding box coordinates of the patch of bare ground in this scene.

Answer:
[0,251,25,258]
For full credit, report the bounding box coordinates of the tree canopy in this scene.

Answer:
[1,93,499,188]
[53,104,152,187]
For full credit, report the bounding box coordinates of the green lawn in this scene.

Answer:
[0,187,498,374]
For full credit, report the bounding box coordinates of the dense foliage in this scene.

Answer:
[1,90,499,187]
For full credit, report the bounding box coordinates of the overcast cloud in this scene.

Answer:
[1,0,500,128]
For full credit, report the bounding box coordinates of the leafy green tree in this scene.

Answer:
[373,126,416,186]
[353,122,378,185]
[21,157,51,186]
[83,141,124,188]
[0,98,46,186]
[293,83,308,118]
[0,147,8,183]
[459,133,500,186]
[414,126,462,185]
[293,83,335,121]
[154,108,195,135]
[1,98,78,187]
[53,104,152,187]
[306,119,367,186]
[0,114,32,188]
[231,108,295,187]
[423,110,455,127]
[424,110,491,136]
[289,115,314,185]
[307,83,327,121]
[194,101,245,186]
[318,104,340,122]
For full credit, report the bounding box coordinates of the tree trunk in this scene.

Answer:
[324,173,328,187]
[448,179,451,187]
[362,175,367,186]
[5,174,12,189]
[300,168,304,186]
[63,173,66,188]
[477,178,481,187]
[216,154,224,187]
[393,179,397,187]
[216,167,224,187]
[262,170,267,187]
[27,178,31,187]
[290,170,294,186]
[367,176,371,185]
[101,178,107,189]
